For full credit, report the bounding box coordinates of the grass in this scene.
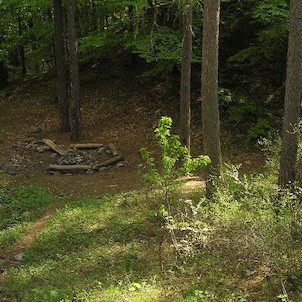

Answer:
[1,173,302,301]
[0,185,55,249]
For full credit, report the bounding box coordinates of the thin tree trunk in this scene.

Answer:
[91,0,97,31]
[180,0,192,153]
[17,16,26,76]
[54,0,70,132]
[278,0,302,189]
[201,0,222,198]
[67,0,82,141]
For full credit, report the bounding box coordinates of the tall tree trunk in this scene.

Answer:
[201,0,222,198]
[17,16,26,76]
[278,0,302,189]
[54,0,70,133]
[180,0,192,153]
[67,0,82,141]
[91,0,97,31]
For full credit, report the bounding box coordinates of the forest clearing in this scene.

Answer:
[1,0,302,301]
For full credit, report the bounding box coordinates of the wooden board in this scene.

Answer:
[43,139,66,156]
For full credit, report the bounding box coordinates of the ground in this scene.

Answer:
[0,67,265,197]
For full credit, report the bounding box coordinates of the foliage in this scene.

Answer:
[140,116,210,203]
[220,91,273,140]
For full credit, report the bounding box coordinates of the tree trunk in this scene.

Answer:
[67,0,82,141]
[180,0,192,153]
[278,0,302,189]
[54,0,70,132]
[201,0,222,198]
[17,16,26,76]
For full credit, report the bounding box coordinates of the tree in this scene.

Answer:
[17,15,26,76]
[67,0,82,141]
[278,0,302,189]
[53,0,70,133]
[201,0,222,198]
[180,0,192,153]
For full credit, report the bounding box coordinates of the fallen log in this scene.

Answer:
[70,143,104,149]
[48,164,93,171]
[94,155,125,169]
[37,143,104,153]
[43,139,66,156]
[108,143,119,156]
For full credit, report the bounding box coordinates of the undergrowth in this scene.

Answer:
[1,119,302,301]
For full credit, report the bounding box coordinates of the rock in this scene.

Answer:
[105,149,112,155]
[97,147,106,154]
[117,162,124,168]
[86,169,94,175]
[14,252,24,261]
[56,150,98,166]
[99,167,108,171]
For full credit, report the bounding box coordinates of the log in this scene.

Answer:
[37,143,103,153]
[70,143,103,149]
[48,164,93,171]
[108,143,119,156]
[43,139,66,156]
[94,155,125,169]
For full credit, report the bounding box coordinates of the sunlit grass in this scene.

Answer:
[1,180,302,301]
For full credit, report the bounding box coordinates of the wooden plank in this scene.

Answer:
[94,155,125,169]
[43,139,66,156]
[108,143,119,156]
[48,164,92,171]
[70,143,103,149]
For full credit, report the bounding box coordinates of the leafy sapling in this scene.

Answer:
[140,116,210,206]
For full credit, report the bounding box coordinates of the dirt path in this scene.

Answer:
[0,202,65,284]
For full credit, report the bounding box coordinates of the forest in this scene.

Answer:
[0,0,302,301]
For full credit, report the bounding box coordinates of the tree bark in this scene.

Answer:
[180,0,192,153]
[278,0,302,189]
[54,0,70,132]
[201,0,222,198]
[67,0,82,141]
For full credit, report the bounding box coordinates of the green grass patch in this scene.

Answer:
[1,180,302,301]
[0,185,54,249]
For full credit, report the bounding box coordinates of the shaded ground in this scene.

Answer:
[0,69,266,198]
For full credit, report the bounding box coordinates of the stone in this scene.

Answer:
[14,252,24,261]
[99,167,108,171]
[117,162,124,168]
[105,149,112,155]
[86,169,94,175]
[97,147,106,154]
